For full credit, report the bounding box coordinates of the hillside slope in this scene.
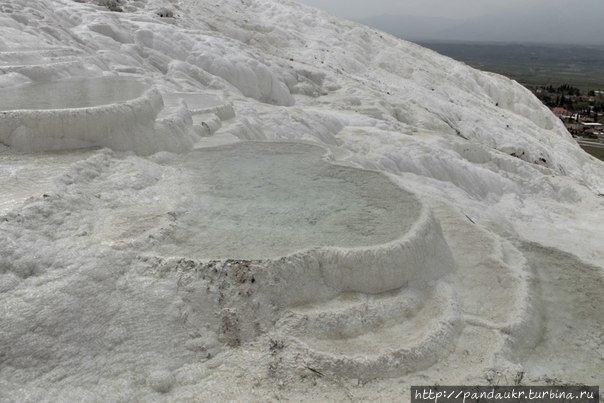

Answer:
[0,0,602,400]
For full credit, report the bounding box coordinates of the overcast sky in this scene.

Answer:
[294,0,604,20]
[293,0,604,44]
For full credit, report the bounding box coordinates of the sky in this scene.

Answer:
[294,0,604,20]
[293,0,604,44]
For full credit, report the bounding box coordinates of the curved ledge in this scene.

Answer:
[0,60,87,82]
[162,92,236,120]
[145,141,457,305]
[290,283,463,380]
[259,205,455,306]
[0,85,164,154]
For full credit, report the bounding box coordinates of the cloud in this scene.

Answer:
[294,0,604,44]
[295,0,604,20]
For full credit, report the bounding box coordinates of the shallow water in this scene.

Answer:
[154,141,421,259]
[0,77,147,110]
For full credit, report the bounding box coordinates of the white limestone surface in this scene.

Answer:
[0,0,603,400]
[0,77,168,154]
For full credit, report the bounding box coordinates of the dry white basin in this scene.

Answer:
[0,77,163,154]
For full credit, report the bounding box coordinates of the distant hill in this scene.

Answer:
[358,10,604,45]
[438,12,604,45]
[356,14,460,42]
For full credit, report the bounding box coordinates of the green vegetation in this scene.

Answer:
[581,145,604,161]
[531,84,603,121]
[418,42,604,92]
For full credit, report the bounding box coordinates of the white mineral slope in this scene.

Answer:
[0,0,603,401]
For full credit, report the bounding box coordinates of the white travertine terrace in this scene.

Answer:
[0,77,165,154]
[0,0,602,399]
